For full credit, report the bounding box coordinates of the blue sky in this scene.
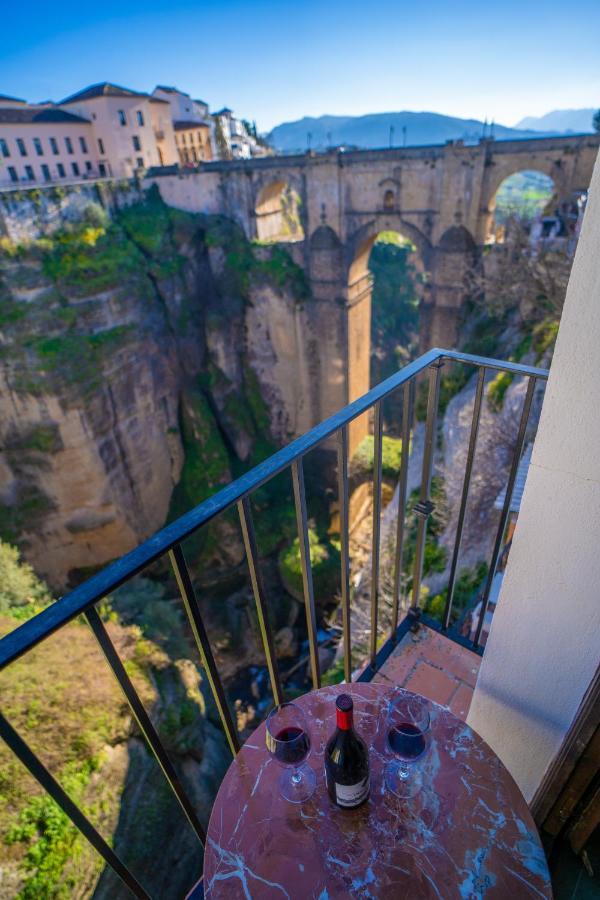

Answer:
[3,0,599,131]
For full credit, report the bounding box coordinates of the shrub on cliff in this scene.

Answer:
[278,529,341,608]
[0,540,51,617]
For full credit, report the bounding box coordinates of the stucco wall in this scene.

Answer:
[467,149,600,803]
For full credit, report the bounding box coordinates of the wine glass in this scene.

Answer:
[265,702,316,803]
[384,692,431,798]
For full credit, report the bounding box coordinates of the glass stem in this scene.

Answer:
[399,763,410,780]
[291,768,302,785]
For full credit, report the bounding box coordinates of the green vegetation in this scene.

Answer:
[369,234,420,430]
[424,562,488,626]
[278,528,341,608]
[0,541,51,617]
[494,171,555,225]
[6,757,101,900]
[351,435,403,481]
[487,370,514,412]
[401,478,448,595]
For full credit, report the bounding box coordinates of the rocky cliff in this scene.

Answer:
[0,185,308,589]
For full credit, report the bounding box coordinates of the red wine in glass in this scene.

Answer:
[274,727,310,766]
[388,722,426,760]
[266,702,316,803]
[385,693,431,798]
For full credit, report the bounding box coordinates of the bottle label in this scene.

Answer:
[334,775,369,808]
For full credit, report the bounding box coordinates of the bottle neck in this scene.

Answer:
[336,707,354,731]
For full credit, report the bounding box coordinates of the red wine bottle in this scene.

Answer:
[325,694,370,808]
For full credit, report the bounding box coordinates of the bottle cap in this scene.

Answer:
[336,693,354,730]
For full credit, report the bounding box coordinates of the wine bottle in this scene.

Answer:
[325,694,370,808]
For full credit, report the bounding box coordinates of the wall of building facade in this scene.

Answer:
[0,121,98,186]
[468,149,600,803]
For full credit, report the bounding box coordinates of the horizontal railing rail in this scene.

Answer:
[0,347,549,898]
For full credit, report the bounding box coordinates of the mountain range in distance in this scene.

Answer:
[515,108,596,133]
[267,108,596,153]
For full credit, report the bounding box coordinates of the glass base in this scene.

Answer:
[279,764,317,803]
[384,759,423,799]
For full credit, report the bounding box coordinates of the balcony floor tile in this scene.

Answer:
[375,625,481,721]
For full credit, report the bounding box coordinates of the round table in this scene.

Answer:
[204,683,551,898]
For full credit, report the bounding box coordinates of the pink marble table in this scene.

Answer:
[203,683,552,898]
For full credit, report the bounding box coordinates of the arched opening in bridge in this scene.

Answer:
[489,170,556,244]
[348,229,421,438]
[255,181,304,243]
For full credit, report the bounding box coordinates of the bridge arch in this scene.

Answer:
[484,169,557,243]
[254,177,304,242]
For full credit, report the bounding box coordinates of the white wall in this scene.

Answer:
[145,171,222,214]
[468,150,600,802]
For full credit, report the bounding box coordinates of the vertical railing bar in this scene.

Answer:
[85,606,206,845]
[473,376,537,648]
[336,426,352,682]
[369,401,384,666]
[237,497,283,706]
[442,366,486,630]
[0,711,151,900]
[391,378,415,640]
[169,545,240,756]
[411,362,443,610]
[291,458,321,689]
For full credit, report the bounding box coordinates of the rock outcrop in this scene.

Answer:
[0,187,308,589]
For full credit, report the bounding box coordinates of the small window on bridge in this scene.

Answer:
[383,189,395,211]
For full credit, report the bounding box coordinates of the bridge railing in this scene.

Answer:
[0,348,548,898]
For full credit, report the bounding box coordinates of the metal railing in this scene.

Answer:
[0,348,549,897]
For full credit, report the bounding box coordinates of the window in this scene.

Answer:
[85,160,92,172]
[33,138,43,156]
[136,156,144,168]
[41,164,51,182]
[65,136,73,154]
[136,110,144,126]
[17,138,27,157]
[98,137,105,155]
[79,136,88,153]
[57,163,65,178]
[132,135,141,151]
[98,162,106,177]
[72,162,80,176]
[118,109,126,126]
[182,133,187,144]
[50,137,58,155]
[25,165,35,181]
[8,166,18,183]
[0,138,9,158]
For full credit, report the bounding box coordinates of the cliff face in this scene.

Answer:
[0,187,308,589]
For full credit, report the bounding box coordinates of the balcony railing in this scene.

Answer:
[0,348,549,898]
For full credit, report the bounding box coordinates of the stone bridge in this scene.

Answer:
[148,133,599,448]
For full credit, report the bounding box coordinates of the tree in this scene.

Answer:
[593,109,600,133]
[468,217,572,328]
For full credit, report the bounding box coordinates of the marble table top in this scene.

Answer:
[203,682,551,898]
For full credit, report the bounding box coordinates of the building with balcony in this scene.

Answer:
[152,86,214,164]
[0,83,179,187]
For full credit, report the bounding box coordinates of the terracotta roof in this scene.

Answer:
[214,107,233,116]
[194,99,208,106]
[0,107,90,124]
[0,93,26,103]
[149,98,169,104]
[173,120,210,131]
[60,82,150,104]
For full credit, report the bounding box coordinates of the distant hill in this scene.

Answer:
[267,111,552,153]
[515,109,596,134]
